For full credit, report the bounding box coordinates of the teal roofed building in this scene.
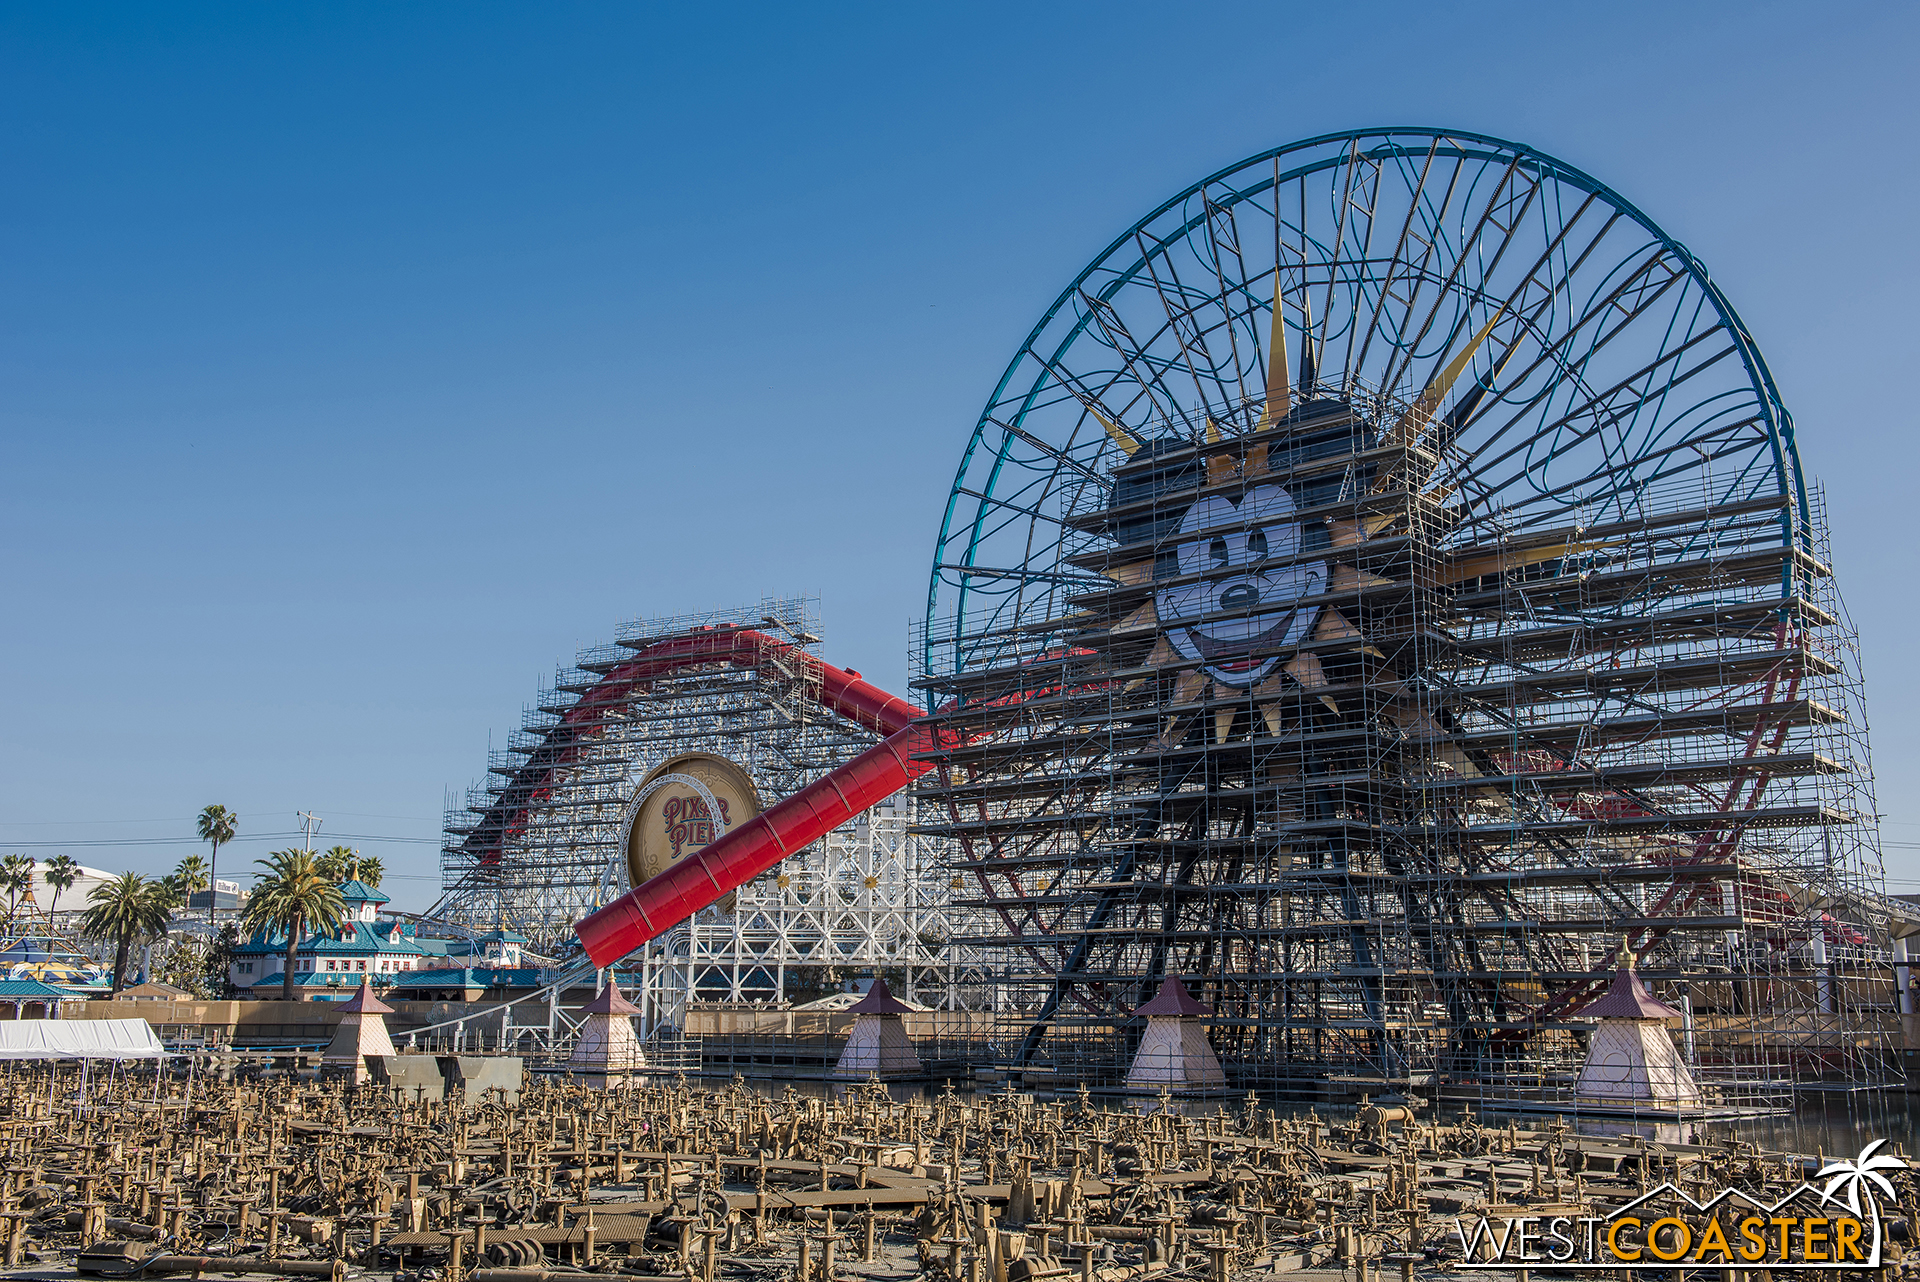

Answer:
[230,883,539,1001]
[231,881,426,999]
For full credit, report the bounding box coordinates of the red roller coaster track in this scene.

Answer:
[572,628,949,967]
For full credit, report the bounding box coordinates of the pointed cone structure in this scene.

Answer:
[1124,977,1225,1091]
[321,979,398,1084]
[832,978,922,1079]
[1575,942,1700,1106]
[567,979,646,1087]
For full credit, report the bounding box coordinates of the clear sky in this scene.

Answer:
[2,1,1916,910]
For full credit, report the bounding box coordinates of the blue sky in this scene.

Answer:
[2,1,1916,909]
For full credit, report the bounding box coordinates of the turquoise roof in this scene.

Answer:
[303,922,428,956]
[387,967,542,993]
[475,928,529,943]
[245,970,393,1000]
[234,920,425,957]
[338,879,390,904]
[0,979,74,998]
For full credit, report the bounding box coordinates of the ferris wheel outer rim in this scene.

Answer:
[922,126,1811,696]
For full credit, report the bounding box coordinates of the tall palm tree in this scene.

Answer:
[80,874,178,995]
[42,855,80,920]
[353,854,384,889]
[243,848,345,1002]
[0,855,34,931]
[195,805,238,928]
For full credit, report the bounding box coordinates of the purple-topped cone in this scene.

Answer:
[1582,951,1684,1020]
[336,978,394,1015]
[845,977,914,1016]
[578,979,640,1016]
[567,976,645,1086]
[1133,976,1212,1018]
[322,979,397,1083]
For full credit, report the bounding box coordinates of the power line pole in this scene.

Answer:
[297,812,322,855]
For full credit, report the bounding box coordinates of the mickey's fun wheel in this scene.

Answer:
[917,128,1885,1091]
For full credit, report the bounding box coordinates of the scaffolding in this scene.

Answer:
[913,130,1896,1101]
[431,597,977,1028]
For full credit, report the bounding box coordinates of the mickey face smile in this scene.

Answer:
[1154,483,1325,687]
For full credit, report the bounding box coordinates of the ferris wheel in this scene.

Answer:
[918,129,1882,1086]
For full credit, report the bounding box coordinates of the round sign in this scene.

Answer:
[625,753,762,911]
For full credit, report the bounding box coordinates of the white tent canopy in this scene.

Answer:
[0,1018,165,1059]
[3,861,119,917]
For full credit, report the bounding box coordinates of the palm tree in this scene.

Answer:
[195,805,238,928]
[0,855,35,931]
[316,846,355,883]
[42,855,80,919]
[172,854,210,917]
[80,874,178,995]
[316,847,383,888]
[243,848,346,1002]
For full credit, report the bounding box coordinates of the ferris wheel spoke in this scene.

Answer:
[1130,230,1235,421]
[1197,194,1258,415]
[1452,259,1702,472]
[1309,137,1367,379]
[1396,189,1612,421]
[1376,156,1540,403]
[1351,139,1461,379]
[1075,300,1212,438]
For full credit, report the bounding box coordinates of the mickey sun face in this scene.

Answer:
[1154,483,1325,687]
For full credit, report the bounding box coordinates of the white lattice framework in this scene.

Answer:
[631,792,980,1033]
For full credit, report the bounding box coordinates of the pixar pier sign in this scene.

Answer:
[1455,1143,1907,1270]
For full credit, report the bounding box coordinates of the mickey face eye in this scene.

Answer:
[1248,529,1268,560]
[1210,538,1230,568]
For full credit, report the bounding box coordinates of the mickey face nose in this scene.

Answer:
[1219,584,1262,611]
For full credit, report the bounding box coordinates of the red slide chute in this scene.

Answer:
[573,628,945,968]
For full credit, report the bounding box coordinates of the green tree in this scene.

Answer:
[80,873,178,995]
[0,855,35,930]
[243,848,345,1002]
[316,846,383,889]
[42,855,80,918]
[315,846,355,883]
[172,854,210,916]
[205,921,242,997]
[195,805,238,928]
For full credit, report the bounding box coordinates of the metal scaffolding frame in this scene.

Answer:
[431,597,977,1026]
[914,129,1896,1100]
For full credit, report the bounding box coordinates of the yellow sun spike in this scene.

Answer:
[1256,268,1291,430]
[1397,310,1504,439]
[1087,404,1145,456]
